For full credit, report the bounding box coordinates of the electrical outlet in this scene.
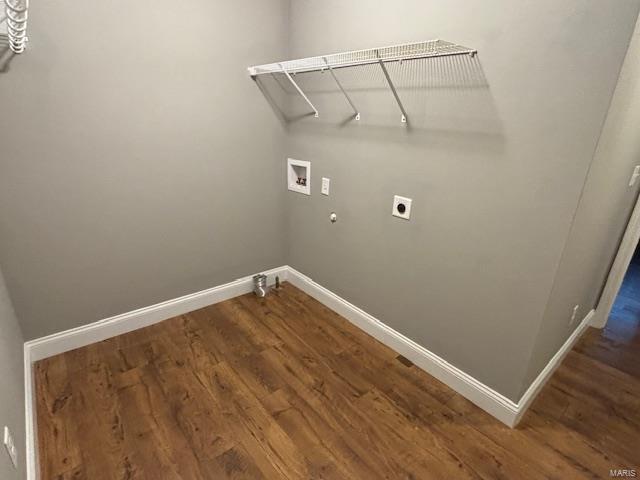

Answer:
[569,305,580,326]
[629,165,640,187]
[392,195,412,220]
[3,426,17,469]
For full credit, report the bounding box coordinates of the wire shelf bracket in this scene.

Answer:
[280,63,319,118]
[376,50,408,123]
[248,39,477,123]
[322,57,360,121]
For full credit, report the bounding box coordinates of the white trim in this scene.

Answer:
[286,266,594,428]
[285,267,517,426]
[25,266,288,362]
[24,345,37,480]
[23,264,593,479]
[514,308,594,425]
[591,189,640,329]
[23,266,287,480]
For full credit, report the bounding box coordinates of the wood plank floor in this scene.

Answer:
[35,283,640,479]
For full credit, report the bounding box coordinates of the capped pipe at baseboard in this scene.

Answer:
[253,274,268,298]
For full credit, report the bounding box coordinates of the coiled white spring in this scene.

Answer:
[4,0,28,53]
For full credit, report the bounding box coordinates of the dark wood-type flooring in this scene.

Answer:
[35,282,640,479]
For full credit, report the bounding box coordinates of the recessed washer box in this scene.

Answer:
[287,158,311,195]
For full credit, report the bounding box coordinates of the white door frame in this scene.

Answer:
[591,190,640,328]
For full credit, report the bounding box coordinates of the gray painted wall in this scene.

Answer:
[0,266,25,479]
[0,0,290,339]
[285,0,640,400]
[523,16,640,393]
[0,0,638,410]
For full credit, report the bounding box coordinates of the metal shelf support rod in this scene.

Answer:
[377,53,408,123]
[280,63,319,118]
[323,57,360,120]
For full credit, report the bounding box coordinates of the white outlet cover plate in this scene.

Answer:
[392,195,412,220]
[629,165,640,186]
[3,426,17,469]
[570,304,579,324]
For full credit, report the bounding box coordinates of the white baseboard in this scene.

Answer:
[23,265,287,480]
[24,343,37,480]
[286,267,519,426]
[286,266,594,428]
[513,308,594,425]
[23,264,593,479]
[25,266,288,363]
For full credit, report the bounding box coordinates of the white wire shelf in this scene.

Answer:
[248,40,477,123]
[248,40,475,76]
[1,0,28,54]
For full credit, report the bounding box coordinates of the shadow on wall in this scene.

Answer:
[0,34,16,72]
[254,54,504,153]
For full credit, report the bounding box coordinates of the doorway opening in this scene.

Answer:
[610,241,640,324]
[589,192,640,378]
[599,239,640,376]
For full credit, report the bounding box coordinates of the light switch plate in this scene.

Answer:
[392,195,412,220]
[321,177,330,196]
[4,426,17,469]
